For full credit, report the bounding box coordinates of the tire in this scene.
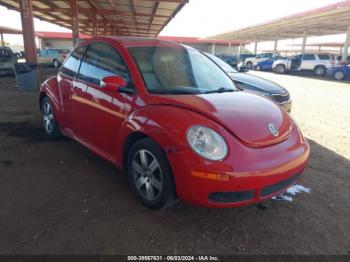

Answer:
[275,64,286,74]
[245,61,253,69]
[127,138,178,209]
[40,96,62,138]
[53,59,60,68]
[314,65,326,76]
[333,70,345,80]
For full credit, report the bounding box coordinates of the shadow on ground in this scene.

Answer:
[0,117,349,255]
[0,69,349,255]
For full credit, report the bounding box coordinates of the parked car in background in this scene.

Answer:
[326,65,350,80]
[244,53,274,69]
[253,56,286,71]
[39,37,309,209]
[221,54,255,68]
[0,46,17,75]
[273,53,336,76]
[205,53,292,112]
[37,48,70,68]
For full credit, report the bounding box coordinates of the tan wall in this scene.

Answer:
[41,39,73,49]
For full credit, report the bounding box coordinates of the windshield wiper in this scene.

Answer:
[149,88,202,95]
[204,87,235,94]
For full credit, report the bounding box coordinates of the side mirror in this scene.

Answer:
[100,75,127,92]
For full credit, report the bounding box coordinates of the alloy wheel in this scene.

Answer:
[334,71,345,80]
[276,65,285,73]
[42,101,54,133]
[131,149,163,201]
[53,60,60,68]
[315,67,325,76]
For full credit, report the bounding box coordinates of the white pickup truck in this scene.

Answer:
[272,53,336,76]
[244,53,274,69]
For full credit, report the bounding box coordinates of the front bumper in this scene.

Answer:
[166,127,309,208]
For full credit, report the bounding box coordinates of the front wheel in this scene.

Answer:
[275,64,286,74]
[41,96,62,138]
[127,138,178,209]
[334,70,345,80]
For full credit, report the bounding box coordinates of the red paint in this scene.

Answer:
[40,37,310,208]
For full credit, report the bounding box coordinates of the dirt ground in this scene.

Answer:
[0,68,349,255]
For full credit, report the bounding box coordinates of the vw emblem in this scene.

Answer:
[268,123,279,137]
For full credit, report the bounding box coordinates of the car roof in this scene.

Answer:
[91,36,185,49]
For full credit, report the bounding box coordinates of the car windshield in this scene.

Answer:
[204,53,238,74]
[129,46,237,95]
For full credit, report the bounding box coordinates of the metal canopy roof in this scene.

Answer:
[209,0,350,41]
[0,0,187,37]
[0,25,22,34]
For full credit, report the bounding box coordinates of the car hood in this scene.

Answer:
[229,73,288,94]
[149,91,293,148]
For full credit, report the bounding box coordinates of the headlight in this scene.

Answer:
[186,125,228,161]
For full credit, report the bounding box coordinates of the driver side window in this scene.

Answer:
[78,42,130,87]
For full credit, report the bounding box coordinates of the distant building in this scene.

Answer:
[35,32,244,55]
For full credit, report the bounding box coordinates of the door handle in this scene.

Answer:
[72,80,87,90]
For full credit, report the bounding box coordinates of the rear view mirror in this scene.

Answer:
[100,75,127,92]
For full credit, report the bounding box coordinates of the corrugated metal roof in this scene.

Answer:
[209,0,350,41]
[0,0,188,37]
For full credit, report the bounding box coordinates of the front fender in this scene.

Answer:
[115,104,225,169]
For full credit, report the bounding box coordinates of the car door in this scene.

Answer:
[57,45,86,133]
[72,41,131,159]
[301,54,316,70]
[47,49,58,64]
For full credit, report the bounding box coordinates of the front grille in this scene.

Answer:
[272,93,290,103]
[260,173,300,197]
[208,190,254,203]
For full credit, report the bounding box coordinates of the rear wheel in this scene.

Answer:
[314,65,326,76]
[41,96,62,138]
[127,138,178,209]
[334,70,345,80]
[275,64,286,74]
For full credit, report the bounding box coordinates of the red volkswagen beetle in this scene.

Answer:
[39,37,310,209]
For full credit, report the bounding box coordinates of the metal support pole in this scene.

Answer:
[211,43,215,55]
[92,13,98,37]
[228,42,231,55]
[254,41,258,54]
[19,0,37,65]
[71,0,79,46]
[103,19,107,35]
[1,33,4,46]
[238,41,242,55]
[273,39,278,56]
[342,25,350,61]
[301,33,307,55]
